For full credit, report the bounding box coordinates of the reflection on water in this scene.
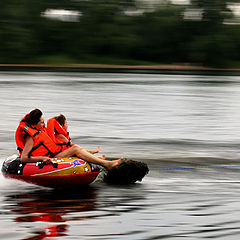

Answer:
[0,169,240,240]
[2,183,147,240]
[3,175,240,240]
[5,187,98,239]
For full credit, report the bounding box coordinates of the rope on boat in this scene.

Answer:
[150,165,240,171]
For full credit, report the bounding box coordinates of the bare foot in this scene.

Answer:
[105,157,123,170]
[88,146,100,154]
[98,154,106,160]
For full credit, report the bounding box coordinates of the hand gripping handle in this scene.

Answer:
[37,161,58,169]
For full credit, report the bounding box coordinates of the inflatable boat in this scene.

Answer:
[2,155,100,188]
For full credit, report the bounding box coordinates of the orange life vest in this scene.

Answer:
[46,118,71,151]
[15,114,62,157]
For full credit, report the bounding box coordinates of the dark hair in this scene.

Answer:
[23,109,43,125]
[54,114,66,126]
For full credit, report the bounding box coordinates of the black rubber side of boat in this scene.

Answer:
[104,160,149,184]
[2,157,26,175]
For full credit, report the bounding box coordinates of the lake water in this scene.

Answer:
[1,71,240,239]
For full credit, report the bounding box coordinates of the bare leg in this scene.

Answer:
[55,145,122,170]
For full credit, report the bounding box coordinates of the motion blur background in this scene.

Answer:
[1,0,240,68]
[2,1,240,240]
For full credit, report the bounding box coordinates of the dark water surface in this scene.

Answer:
[1,72,240,239]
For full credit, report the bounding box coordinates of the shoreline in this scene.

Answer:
[0,63,240,72]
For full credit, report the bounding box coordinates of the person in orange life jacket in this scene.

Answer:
[46,114,72,152]
[50,114,101,156]
[18,109,123,170]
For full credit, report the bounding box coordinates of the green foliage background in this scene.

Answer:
[1,0,240,67]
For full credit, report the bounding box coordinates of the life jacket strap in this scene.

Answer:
[33,131,40,137]
[29,141,55,158]
[67,139,71,147]
[17,146,23,152]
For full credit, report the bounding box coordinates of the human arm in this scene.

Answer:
[55,133,72,146]
[20,136,52,163]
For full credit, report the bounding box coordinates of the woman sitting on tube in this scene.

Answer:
[47,114,101,155]
[16,109,122,170]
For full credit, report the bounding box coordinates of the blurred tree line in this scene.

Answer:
[0,0,240,67]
